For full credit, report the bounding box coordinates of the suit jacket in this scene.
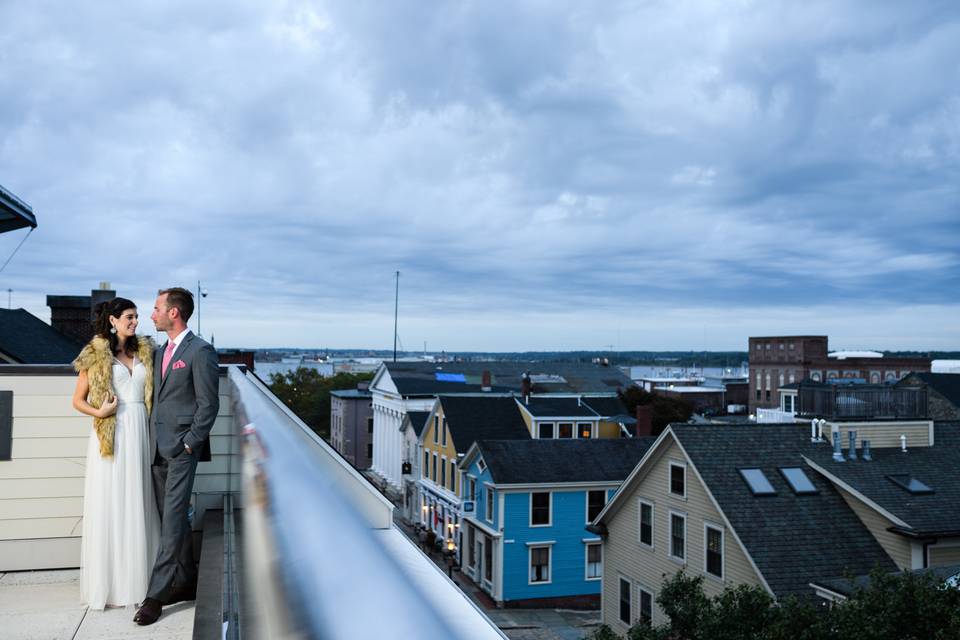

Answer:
[151,331,219,461]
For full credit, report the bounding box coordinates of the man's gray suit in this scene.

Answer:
[147,331,219,602]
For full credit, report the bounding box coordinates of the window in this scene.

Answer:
[367,416,374,433]
[432,453,437,482]
[619,578,631,624]
[531,492,551,526]
[449,460,456,491]
[587,490,606,522]
[638,588,653,626]
[765,373,771,390]
[739,468,776,496]
[440,458,446,487]
[586,543,602,579]
[538,422,554,439]
[558,423,574,438]
[484,535,493,582]
[469,477,476,501]
[756,389,761,401]
[788,342,795,350]
[442,418,448,446]
[705,524,723,578]
[638,499,654,547]
[778,373,784,386]
[669,512,686,561]
[887,474,934,495]
[485,487,494,521]
[578,423,593,439]
[423,451,429,479]
[433,416,439,444]
[477,458,486,473]
[468,525,476,568]
[669,462,686,498]
[765,390,771,401]
[780,467,818,494]
[366,443,372,459]
[530,546,551,583]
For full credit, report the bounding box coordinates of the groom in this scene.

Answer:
[135,287,220,626]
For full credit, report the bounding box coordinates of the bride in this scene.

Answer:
[72,297,160,609]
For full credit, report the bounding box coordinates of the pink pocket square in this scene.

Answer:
[172,360,187,370]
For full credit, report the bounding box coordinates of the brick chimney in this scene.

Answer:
[46,282,115,344]
[481,370,492,392]
[635,404,653,438]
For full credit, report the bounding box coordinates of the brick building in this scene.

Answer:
[749,335,931,412]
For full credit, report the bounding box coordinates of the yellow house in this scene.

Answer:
[515,396,631,440]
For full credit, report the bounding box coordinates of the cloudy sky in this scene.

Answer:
[1,1,958,351]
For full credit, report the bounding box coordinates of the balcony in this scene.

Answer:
[796,382,927,420]
[1,364,505,639]
[755,408,798,424]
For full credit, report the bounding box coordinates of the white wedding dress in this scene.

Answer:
[80,357,161,609]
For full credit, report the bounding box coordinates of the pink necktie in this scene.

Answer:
[162,340,176,379]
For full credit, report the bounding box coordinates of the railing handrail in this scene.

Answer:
[229,367,504,639]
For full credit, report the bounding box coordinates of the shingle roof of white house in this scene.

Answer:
[0,309,82,364]
[378,361,632,397]
[595,423,898,599]
[803,421,960,536]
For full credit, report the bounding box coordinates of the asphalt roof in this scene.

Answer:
[803,421,960,535]
[519,397,598,418]
[812,563,960,598]
[383,361,632,396]
[405,411,430,437]
[477,438,657,485]
[438,395,531,452]
[0,309,83,364]
[580,396,631,419]
[329,388,372,399]
[912,373,960,409]
[670,423,898,599]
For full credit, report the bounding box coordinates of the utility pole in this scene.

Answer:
[393,271,400,362]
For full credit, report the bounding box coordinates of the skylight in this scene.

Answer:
[780,468,818,495]
[739,468,776,496]
[886,474,933,495]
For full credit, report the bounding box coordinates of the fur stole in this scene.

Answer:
[73,335,155,457]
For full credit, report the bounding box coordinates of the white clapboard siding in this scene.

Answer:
[0,370,239,571]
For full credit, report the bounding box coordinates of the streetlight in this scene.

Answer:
[196,280,209,337]
[443,538,458,579]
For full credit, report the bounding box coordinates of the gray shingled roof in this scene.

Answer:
[438,395,531,452]
[0,309,83,364]
[477,438,656,484]
[671,423,898,599]
[803,421,960,535]
[405,411,430,437]
[519,397,598,418]
[812,563,960,598]
[912,373,960,409]
[581,396,631,419]
[384,361,632,396]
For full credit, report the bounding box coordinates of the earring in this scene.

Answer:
[110,327,117,334]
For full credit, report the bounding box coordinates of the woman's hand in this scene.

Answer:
[96,395,118,419]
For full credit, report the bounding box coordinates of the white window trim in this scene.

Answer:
[557,422,574,439]
[577,422,595,439]
[485,485,495,522]
[704,522,725,581]
[584,542,602,581]
[529,491,553,527]
[433,415,439,444]
[432,452,438,482]
[477,458,486,473]
[537,421,555,439]
[637,498,655,550]
[585,489,607,524]
[668,510,687,564]
[669,461,687,499]
[441,417,448,447]
[440,454,447,487]
[528,544,553,585]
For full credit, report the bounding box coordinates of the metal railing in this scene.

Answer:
[797,383,927,420]
[228,367,504,639]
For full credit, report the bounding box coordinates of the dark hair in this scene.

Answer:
[159,287,194,322]
[94,297,139,357]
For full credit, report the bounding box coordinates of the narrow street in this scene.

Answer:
[393,516,602,640]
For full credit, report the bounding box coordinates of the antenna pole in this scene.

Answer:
[393,271,400,362]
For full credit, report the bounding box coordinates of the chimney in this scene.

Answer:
[862,440,872,461]
[832,433,845,462]
[635,404,653,438]
[521,372,531,404]
[847,430,857,461]
[46,282,116,344]
[900,434,907,453]
[481,370,492,392]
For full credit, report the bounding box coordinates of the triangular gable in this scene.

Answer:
[416,399,441,446]
[370,363,399,395]
[595,425,776,597]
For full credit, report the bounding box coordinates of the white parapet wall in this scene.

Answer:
[0,365,238,572]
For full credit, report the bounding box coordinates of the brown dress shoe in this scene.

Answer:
[165,584,197,605]
[133,597,162,625]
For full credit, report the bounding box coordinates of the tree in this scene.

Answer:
[267,368,374,440]
[618,386,694,436]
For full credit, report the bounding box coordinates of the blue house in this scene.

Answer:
[458,438,655,607]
